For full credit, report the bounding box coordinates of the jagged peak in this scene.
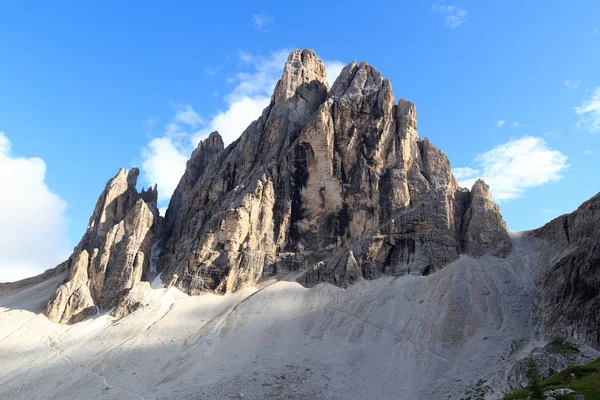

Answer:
[396,99,417,129]
[329,60,390,100]
[111,167,139,189]
[140,184,158,205]
[470,179,492,200]
[272,49,328,104]
[205,131,224,149]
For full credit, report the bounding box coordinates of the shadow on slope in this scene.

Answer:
[2,234,586,400]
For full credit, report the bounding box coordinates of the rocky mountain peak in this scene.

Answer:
[273,49,328,104]
[44,49,513,322]
[45,168,158,323]
[152,48,512,296]
[205,130,224,149]
[461,178,511,258]
[471,178,492,200]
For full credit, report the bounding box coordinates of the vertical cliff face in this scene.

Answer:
[461,179,512,258]
[45,168,158,323]
[156,49,512,295]
[532,192,600,348]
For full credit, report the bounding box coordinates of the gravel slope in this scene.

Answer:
[1,233,597,400]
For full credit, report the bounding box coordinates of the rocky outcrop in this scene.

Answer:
[112,281,152,319]
[461,179,512,258]
[45,168,158,323]
[532,192,600,348]
[156,49,512,295]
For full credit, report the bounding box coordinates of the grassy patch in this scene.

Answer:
[547,339,581,355]
[503,357,600,400]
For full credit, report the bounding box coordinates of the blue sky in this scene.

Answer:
[1,0,599,281]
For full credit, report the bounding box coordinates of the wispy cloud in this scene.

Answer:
[496,120,505,127]
[512,121,530,128]
[173,104,204,127]
[252,13,273,30]
[0,132,70,282]
[564,80,581,89]
[454,136,568,201]
[204,67,218,76]
[432,2,467,28]
[542,209,557,213]
[584,150,592,155]
[574,87,600,133]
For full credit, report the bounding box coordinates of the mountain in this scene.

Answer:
[1,49,599,399]
[157,49,511,297]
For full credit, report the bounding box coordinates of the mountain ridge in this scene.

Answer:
[0,48,598,400]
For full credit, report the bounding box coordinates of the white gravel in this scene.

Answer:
[0,234,586,399]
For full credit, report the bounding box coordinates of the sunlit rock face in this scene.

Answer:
[45,168,158,323]
[155,49,512,295]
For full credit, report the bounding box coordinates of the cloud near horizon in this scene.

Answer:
[140,50,345,208]
[0,132,71,282]
[454,136,568,201]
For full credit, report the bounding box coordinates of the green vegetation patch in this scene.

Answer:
[503,357,600,400]
[547,339,581,355]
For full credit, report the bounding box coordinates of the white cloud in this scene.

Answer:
[454,136,568,201]
[141,136,189,203]
[574,87,600,133]
[252,13,273,30]
[564,80,581,89]
[324,60,345,86]
[141,50,344,209]
[195,96,271,146]
[584,150,592,155]
[174,104,204,127]
[542,209,557,213]
[496,120,505,127]
[432,2,467,28]
[0,132,70,282]
[453,167,480,180]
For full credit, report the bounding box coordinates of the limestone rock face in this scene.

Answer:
[532,192,600,348]
[112,281,152,319]
[45,168,158,323]
[461,179,512,258]
[157,49,512,295]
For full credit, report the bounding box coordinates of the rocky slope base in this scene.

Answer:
[1,233,598,400]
